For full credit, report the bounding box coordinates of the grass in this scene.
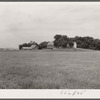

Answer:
[0,49,100,89]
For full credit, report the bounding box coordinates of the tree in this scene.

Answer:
[38,41,49,49]
[68,41,74,47]
[30,41,38,46]
[54,34,62,48]
[58,35,69,48]
[19,45,22,50]
[54,34,62,41]
[74,36,96,49]
[94,39,100,50]
[54,34,69,48]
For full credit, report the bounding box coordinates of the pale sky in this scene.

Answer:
[0,2,100,48]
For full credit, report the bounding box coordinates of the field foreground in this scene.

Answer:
[0,49,100,89]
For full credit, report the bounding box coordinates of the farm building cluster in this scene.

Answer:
[19,41,77,50]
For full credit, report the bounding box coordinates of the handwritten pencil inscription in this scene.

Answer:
[60,90,86,96]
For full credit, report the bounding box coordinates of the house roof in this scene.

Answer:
[31,45,36,48]
[47,42,54,45]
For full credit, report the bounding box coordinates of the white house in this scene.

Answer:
[47,42,54,49]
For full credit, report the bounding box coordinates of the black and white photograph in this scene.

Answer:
[0,1,100,94]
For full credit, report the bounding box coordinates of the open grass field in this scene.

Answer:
[0,49,100,89]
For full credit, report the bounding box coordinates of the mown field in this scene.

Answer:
[0,49,100,89]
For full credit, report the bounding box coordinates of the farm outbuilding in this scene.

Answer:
[22,45,38,50]
[47,42,54,49]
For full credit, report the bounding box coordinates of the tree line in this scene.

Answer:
[19,34,100,50]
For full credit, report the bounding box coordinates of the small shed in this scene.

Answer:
[47,42,54,49]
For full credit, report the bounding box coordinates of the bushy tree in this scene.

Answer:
[74,36,100,50]
[94,39,100,50]
[19,45,23,50]
[54,34,69,48]
[38,41,49,49]
[68,41,74,47]
[54,34,62,41]
[54,34,62,48]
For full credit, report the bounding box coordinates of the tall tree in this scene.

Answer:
[54,34,69,48]
[54,34,62,48]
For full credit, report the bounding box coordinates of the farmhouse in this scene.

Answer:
[22,45,38,50]
[47,42,54,49]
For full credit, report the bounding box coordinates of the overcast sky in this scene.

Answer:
[0,2,100,48]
